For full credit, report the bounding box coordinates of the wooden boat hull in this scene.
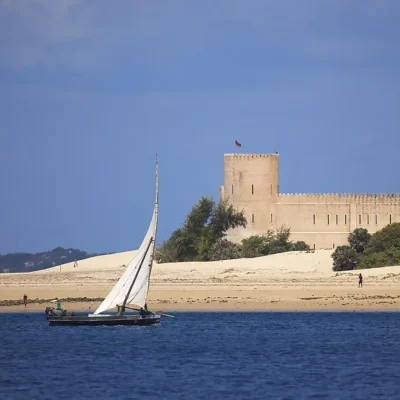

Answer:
[47,314,161,326]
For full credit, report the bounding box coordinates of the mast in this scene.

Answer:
[146,154,159,297]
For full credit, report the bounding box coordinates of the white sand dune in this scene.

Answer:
[34,251,137,274]
[1,250,400,312]
[155,250,335,279]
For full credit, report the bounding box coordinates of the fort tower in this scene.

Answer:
[221,153,280,242]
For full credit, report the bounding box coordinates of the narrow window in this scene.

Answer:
[232,184,233,194]
[313,215,316,225]
[252,184,254,195]
[277,185,280,194]
[313,244,316,250]
[327,215,330,225]
[375,215,378,225]
[390,214,392,224]
[270,214,273,223]
[270,184,272,195]
[367,215,370,225]
[345,215,347,225]
[359,215,362,225]
[333,243,335,249]
[252,214,254,224]
[336,215,338,225]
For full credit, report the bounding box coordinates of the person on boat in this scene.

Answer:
[56,298,62,310]
[117,305,126,315]
[139,304,152,316]
[23,294,28,308]
[358,273,363,288]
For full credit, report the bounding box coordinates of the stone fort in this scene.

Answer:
[220,153,400,249]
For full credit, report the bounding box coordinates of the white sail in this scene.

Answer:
[94,158,159,315]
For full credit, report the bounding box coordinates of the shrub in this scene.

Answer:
[241,233,273,258]
[155,237,182,263]
[209,239,242,261]
[290,241,310,251]
[363,223,400,255]
[332,246,358,271]
[357,248,400,269]
[354,223,400,269]
[267,226,298,254]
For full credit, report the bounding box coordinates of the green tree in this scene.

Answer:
[196,227,216,262]
[348,228,371,254]
[185,197,214,236]
[209,202,248,240]
[166,228,197,262]
[332,245,358,271]
[156,197,246,263]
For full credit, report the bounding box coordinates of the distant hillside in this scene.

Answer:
[0,247,112,273]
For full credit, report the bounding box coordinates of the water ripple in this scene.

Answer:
[0,312,400,399]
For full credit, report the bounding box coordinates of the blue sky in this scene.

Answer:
[0,0,399,254]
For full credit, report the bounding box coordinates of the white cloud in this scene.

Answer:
[0,0,398,71]
[0,0,99,68]
[2,0,91,42]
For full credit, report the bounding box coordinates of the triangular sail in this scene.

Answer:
[94,157,159,315]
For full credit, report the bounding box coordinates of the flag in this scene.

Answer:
[235,140,242,147]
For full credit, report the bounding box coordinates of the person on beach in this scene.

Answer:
[23,294,27,307]
[358,273,363,288]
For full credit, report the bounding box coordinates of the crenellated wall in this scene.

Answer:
[222,153,400,248]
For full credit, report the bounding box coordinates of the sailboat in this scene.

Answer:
[45,156,162,326]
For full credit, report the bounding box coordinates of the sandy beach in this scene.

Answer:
[1,250,400,313]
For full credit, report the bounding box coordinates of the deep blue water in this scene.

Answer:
[1,312,400,399]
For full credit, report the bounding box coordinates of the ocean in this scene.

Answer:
[1,312,399,399]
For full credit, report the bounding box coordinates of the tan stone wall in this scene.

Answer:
[222,153,400,248]
[277,194,400,248]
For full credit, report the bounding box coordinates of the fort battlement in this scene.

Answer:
[278,193,400,204]
[279,193,400,198]
[224,153,279,159]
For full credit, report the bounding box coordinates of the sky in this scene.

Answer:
[0,0,399,254]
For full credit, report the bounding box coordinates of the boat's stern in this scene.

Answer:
[45,307,74,319]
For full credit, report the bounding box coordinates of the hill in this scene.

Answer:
[0,247,111,273]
